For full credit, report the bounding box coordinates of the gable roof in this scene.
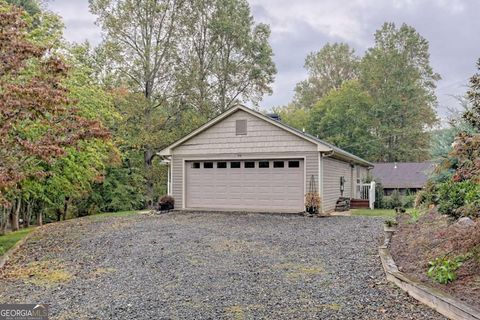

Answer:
[372,162,434,188]
[158,104,374,167]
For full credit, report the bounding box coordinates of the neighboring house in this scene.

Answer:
[158,105,373,213]
[372,162,434,195]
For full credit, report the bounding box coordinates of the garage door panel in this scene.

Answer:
[185,159,304,211]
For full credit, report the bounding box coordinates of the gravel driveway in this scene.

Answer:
[0,212,444,319]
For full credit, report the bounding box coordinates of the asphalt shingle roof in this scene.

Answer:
[372,162,434,189]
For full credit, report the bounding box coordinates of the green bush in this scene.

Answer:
[402,194,415,208]
[374,182,384,209]
[437,180,480,218]
[390,189,403,208]
[381,196,392,209]
[427,257,462,284]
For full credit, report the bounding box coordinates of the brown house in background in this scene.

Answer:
[372,162,434,195]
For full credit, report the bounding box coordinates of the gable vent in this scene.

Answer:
[236,119,247,135]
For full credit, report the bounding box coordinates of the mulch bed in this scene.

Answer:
[390,211,480,309]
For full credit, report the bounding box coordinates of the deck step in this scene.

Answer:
[350,199,369,209]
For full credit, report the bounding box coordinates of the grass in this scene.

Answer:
[87,210,142,221]
[4,260,73,287]
[351,208,396,218]
[0,227,35,256]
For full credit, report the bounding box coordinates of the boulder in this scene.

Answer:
[457,217,474,227]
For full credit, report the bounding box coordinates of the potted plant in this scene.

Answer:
[305,192,321,215]
[157,195,175,212]
[382,219,398,248]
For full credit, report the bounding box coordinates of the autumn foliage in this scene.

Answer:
[0,6,108,202]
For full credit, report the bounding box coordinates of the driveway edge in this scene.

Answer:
[379,247,480,320]
[0,227,39,270]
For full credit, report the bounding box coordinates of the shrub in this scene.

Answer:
[437,180,480,218]
[157,195,175,210]
[381,195,392,209]
[390,189,402,208]
[374,182,384,209]
[402,194,415,208]
[427,256,462,284]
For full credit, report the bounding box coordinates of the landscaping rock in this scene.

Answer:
[457,216,475,227]
[0,212,444,319]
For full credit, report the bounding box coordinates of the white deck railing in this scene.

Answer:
[357,181,376,209]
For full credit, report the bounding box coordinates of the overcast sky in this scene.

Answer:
[46,0,480,118]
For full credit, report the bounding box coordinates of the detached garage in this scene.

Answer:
[158,105,373,213]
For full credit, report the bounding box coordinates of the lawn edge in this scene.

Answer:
[0,227,38,270]
[378,247,480,320]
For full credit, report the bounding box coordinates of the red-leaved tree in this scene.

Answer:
[0,5,109,205]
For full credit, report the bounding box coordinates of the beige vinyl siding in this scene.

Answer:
[173,110,317,155]
[171,151,319,209]
[322,157,353,212]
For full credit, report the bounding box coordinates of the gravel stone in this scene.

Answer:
[0,212,445,319]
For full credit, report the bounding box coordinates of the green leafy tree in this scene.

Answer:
[89,0,276,205]
[0,3,110,230]
[89,0,184,206]
[177,0,276,116]
[6,0,40,16]
[360,22,440,162]
[272,104,310,130]
[293,43,359,109]
[308,81,376,159]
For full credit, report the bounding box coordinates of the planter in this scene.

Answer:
[158,203,174,212]
[306,206,318,214]
[382,225,396,248]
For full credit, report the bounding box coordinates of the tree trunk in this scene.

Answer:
[144,148,154,208]
[37,208,43,226]
[62,197,69,221]
[0,207,7,235]
[11,198,20,231]
[25,201,31,227]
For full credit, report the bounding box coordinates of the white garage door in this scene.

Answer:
[185,159,304,212]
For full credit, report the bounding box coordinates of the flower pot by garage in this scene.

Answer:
[383,225,396,248]
[306,206,317,214]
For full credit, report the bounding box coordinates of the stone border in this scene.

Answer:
[0,227,39,270]
[379,247,480,320]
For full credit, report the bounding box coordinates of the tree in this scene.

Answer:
[293,43,359,109]
[89,0,185,206]
[430,96,477,161]
[360,22,440,162]
[6,0,40,16]
[0,4,109,230]
[177,0,276,116]
[89,0,276,205]
[272,103,310,131]
[308,81,376,159]
[464,58,480,130]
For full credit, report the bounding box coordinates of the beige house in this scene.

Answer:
[159,105,373,213]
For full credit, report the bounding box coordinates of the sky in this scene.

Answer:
[46,0,480,119]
